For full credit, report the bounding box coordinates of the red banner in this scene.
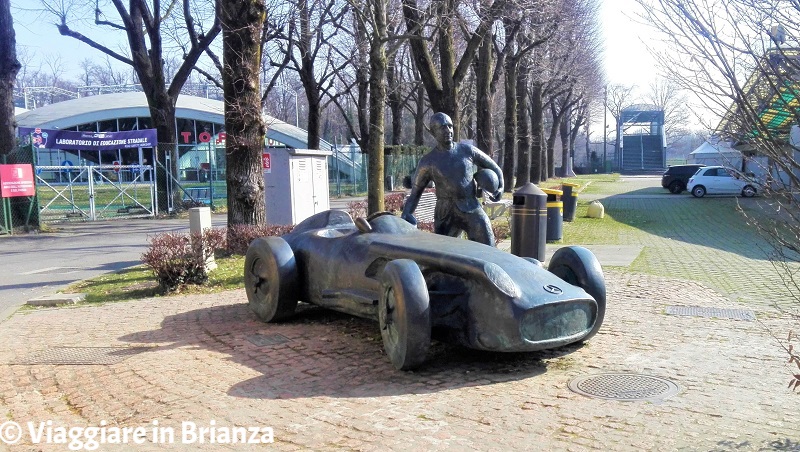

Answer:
[262,153,271,172]
[0,164,36,197]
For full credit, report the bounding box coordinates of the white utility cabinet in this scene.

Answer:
[264,148,331,225]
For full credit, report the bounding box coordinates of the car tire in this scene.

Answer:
[379,259,431,370]
[691,185,706,198]
[669,181,683,194]
[742,185,756,197]
[547,246,606,341]
[244,237,299,322]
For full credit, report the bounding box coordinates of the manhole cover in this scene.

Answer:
[665,306,755,321]
[247,333,291,347]
[14,347,151,365]
[569,373,680,401]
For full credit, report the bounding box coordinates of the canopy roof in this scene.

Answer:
[717,47,800,139]
[14,92,329,150]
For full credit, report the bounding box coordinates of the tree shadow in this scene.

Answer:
[118,302,586,400]
[593,187,774,261]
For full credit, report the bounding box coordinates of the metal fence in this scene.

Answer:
[328,144,426,197]
[1,141,425,233]
[36,165,155,222]
[0,147,38,234]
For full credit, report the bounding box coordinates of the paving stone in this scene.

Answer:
[0,274,796,451]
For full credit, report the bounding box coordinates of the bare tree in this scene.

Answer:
[262,0,351,150]
[44,0,221,210]
[605,83,637,169]
[644,78,691,148]
[401,0,508,137]
[0,0,20,156]
[220,0,267,227]
[636,0,800,387]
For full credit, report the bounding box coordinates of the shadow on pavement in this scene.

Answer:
[119,302,587,399]
[596,187,773,261]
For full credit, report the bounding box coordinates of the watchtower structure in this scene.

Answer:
[619,105,666,172]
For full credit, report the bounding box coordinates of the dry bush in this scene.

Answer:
[226,223,294,255]
[492,219,511,247]
[141,230,225,293]
[384,192,406,213]
[347,200,367,219]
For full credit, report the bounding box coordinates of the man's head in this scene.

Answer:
[429,112,454,148]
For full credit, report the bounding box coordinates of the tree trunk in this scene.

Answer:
[514,63,530,186]
[354,15,370,150]
[221,0,267,227]
[546,100,559,179]
[0,0,20,156]
[414,85,425,145]
[529,83,543,184]
[367,0,388,215]
[559,113,569,177]
[502,60,517,191]
[298,0,321,149]
[387,60,403,145]
[305,87,321,149]
[475,35,493,156]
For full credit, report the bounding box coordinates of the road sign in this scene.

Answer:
[112,161,121,173]
[262,153,271,173]
[0,164,36,197]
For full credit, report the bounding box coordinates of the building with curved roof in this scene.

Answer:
[14,92,333,183]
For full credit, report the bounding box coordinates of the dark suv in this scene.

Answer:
[661,164,705,194]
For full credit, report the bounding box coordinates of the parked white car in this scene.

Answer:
[687,166,758,198]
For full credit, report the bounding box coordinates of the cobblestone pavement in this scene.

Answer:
[562,177,799,311]
[0,177,797,451]
[0,281,797,449]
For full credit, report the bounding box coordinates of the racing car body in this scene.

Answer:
[244,210,606,370]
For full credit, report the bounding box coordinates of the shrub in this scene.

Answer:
[417,221,435,233]
[141,230,225,293]
[347,200,367,219]
[492,219,511,247]
[226,223,294,255]
[384,192,406,213]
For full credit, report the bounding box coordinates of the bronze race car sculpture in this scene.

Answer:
[244,210,606,370]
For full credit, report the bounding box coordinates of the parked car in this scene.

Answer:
[661,164,705,194]
[244,210,606,370]
[687,166,758,198]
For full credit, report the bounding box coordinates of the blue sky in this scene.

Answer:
[11,0,656,90]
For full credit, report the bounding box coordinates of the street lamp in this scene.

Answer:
[602,85,607,173]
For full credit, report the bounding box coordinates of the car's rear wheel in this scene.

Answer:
[669,181,683,194]
[742,185,756,197]
[691,185,706,198]
[548,246,606,341]
[379,259,431,370]
[244,237,299,322]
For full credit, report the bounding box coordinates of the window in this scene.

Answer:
[118,117,138,131]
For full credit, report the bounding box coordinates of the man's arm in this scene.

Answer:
[400,166,430,225]
[472,148,504,200]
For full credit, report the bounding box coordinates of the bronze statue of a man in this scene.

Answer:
[401,112,504,246]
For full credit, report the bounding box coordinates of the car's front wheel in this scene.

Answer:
[691,185,706,198]
[669,181,683,194]
[548,246,606,341]
[379,259,431,370]
[742,185,757,197]
[244,237,299,322]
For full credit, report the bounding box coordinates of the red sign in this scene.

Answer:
[0,164,36,197]
[112,160,121,173]
[262,153,271,173]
